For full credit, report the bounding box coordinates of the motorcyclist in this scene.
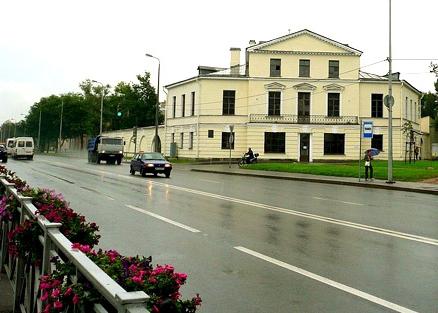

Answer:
[245,148,254,164]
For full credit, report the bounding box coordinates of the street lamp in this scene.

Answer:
[145,53,161,153]
[37,108,42,151]
[58,98,64,152]
[92,80,105,135]
[386,0,395,183]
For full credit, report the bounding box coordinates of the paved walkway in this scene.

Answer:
[190,164,438,195]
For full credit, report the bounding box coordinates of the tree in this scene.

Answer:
[421,92,438,118]
[132,71,164,127]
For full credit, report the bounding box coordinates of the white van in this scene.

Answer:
[6,138,16,155]
[11,137,34,160]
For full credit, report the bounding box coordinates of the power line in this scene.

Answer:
[170,59,387,112]
[392,58,438,61]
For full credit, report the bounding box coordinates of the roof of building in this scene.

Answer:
[359,71,422,94]
[247,29,363,56]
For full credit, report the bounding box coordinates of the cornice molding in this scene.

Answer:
[251,50,356,56]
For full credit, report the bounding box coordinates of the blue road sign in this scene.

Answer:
[363,121,373,139]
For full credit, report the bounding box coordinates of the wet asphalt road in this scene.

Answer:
[4,155,438,313]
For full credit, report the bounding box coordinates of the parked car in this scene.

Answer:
[130,152,172,178]
[0,145,7,163]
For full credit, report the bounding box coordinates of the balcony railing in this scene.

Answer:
[249,114,359,125]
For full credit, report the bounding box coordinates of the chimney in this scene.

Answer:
[230,48,240,75]
[248,40,256,45]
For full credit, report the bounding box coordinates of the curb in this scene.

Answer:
[191,169,438,196]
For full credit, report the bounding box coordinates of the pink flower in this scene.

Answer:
[193,294,202,306]
[40,291,49,301]
[51,288,61,298]
[72,294,80,304]
[64,287,72,297]
[132,276,144,284]
[128,264,138,273]
[39,282,51,290]
[148,277,157,284]
[43,304,52,313]
[54,300,63,310]
[71,243,92,254]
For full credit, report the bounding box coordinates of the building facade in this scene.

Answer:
[163,29,426,161]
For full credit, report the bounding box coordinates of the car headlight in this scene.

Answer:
[119,151,123,154]
[165,163,172,167]
[146,163,155,167]
[102,150,106,153]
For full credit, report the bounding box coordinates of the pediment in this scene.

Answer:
[323,84,345,91]
[293,83,317,91]
[264,82,286,90]
[247,29,362,56]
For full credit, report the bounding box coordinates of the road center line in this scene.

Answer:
[312,196,364,206]
[125,204,201,233]
[235,246,418,313]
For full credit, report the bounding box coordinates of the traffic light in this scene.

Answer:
[116,104,122,117]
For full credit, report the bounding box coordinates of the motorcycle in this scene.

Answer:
[238,153,259,167]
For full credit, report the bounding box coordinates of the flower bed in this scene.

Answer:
[0,165,202,312]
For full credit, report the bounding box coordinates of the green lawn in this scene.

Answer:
[246,160,438,182]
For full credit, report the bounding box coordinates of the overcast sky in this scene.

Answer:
[1,0,437,125]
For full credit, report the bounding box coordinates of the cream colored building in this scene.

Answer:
[165,30,428,160]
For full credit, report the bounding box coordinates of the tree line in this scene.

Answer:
[0,72,163,151]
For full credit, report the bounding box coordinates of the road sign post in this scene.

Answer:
[359,120,373,181]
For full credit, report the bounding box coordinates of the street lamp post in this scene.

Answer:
[145,53,161,153]
[37,108,42,151]
[386,0,394,183]
[58,98,64,152]
[92,80,105,135]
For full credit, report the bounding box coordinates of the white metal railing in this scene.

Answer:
[0,175,150,313]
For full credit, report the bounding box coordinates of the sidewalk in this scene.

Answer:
[191,164,438,195]
[0,272,13,313]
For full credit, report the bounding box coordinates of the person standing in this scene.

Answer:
[364,151,373,181]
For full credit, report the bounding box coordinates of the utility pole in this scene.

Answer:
[386,0,395,183]
[92,80,105,135]
[37,108,42,151]
[58,98,64,152]
[145,53,161,153]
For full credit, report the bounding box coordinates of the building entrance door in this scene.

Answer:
[300,133,310,162]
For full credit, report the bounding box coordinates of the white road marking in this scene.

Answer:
[313,196,364,206]
[235,246,418,313]
[34,161,438,246]
[125,204,201,233]
[199,179,221,184]
[144,181,438,247]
